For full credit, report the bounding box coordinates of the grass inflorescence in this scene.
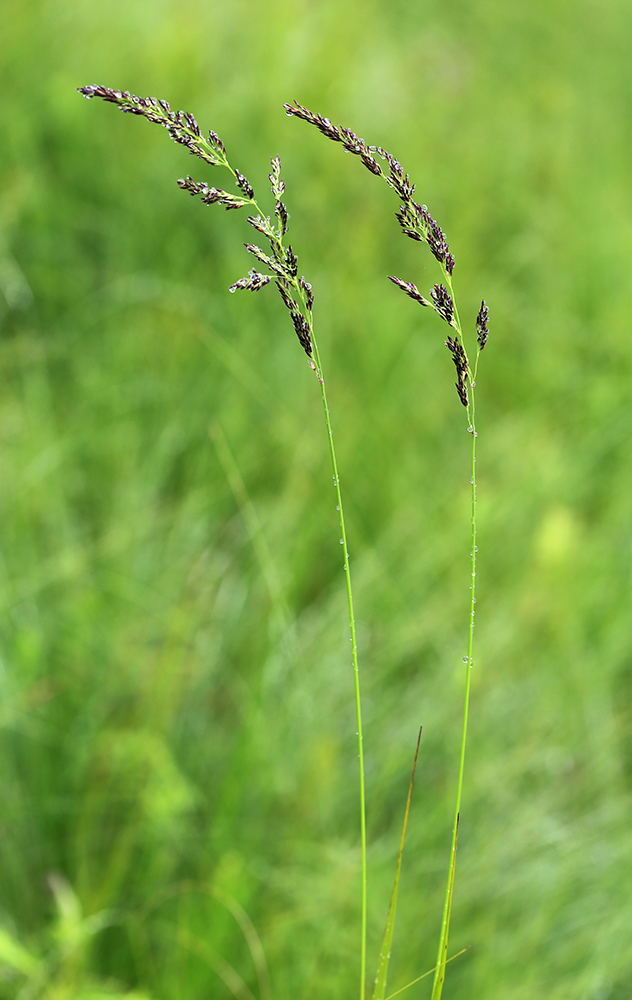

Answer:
[79,85,489,1000]
[285,97,489,999]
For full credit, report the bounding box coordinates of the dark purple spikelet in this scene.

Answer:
[445,336,469,408]
[360,150,382,176]
[245,243,288,277]
[298,276,314,311]
[290,310,313,356]
[431,283,454,325]
[247,214,277,239]
[269,156,285,198]
[285,245,298,278]
[284,102,343,144]
[445,336,468,376]
[234,170,254,199]
[229,270,271,292]
[381,151,416,199]
[275,200,289,235]
[388,276,430,307]
[421,207,454,274]
[285,102,384,178]
[476,300,489,350]
[270,240,285,266]
[455,379,469,407]
[208,131,225,155]
[395,202,425,242]
[275,279,296,313]
[177,177,248,210]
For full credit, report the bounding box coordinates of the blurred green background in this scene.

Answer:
[2,1,632,998]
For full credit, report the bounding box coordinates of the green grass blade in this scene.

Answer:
[382,948,468,1000]
[372,728,422,1000]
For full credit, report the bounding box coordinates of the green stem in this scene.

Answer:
[232,180,366,1000]
[430,279,478,1000]
[309,334,367,1000]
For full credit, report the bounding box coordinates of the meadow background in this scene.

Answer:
[2,1,632,998]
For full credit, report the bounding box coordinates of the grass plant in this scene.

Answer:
[4,9,632,999]
[283,102,489,1000]
[76,86,489,1000]
[76,83,369,997]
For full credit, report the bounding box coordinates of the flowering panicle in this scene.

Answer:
[78,86,229,169]
[79,86,316,362]
[286,100,490,411]
[284,101,455,275]
[283,101,382,176]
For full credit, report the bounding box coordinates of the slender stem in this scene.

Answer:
[430,278,478,1000]
[309,333,367,1000]
[224,180,366,1000]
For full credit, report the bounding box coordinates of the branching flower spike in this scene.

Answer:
[79,86,368,1000]
[286,100,490,1000]
[79,86,316,362]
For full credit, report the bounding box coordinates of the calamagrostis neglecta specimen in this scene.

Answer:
[284,100,489,1000]
[77,83,368,996]
[78,85,490,1000]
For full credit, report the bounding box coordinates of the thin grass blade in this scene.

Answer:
[382,948,468,1000]
[372,728,422,1000]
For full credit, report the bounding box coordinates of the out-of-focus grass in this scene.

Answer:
[2,1,632,999]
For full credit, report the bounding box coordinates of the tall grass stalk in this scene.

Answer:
[78,86,489,1000]
[284,102,489,1000]
[77,85,368,1000]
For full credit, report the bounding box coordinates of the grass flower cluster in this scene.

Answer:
[78,85,489,1000]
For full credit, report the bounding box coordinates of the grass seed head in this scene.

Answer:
[476,300,489,350]
[78,85,229,169]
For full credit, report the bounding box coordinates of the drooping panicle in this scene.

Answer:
[476,300,489,350]
[431,284,455,325]
[285,101,457,275]
[78,86,228,169]
[388,276,430,307]
[228,270,271,292]
[80,86,318,370]
[284,102,382,176]
[445,336,469,407]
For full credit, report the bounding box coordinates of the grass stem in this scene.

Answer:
[310,333,367,1000]
[430,277,479,1000]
